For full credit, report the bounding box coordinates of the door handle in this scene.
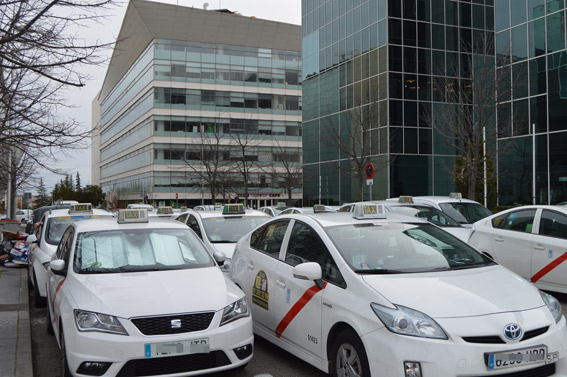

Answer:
[494,237,504,242]
[247,261,254,269]
[276,278,286,288]
[533,244,545,250]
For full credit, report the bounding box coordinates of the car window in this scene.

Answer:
[439,202,491,224]
[187,215,202,239]
[539,210,567,239]
[202,216,270,243]
[251,220,289,257]
[285,221,344,286]
[73,228,214,273]
[501,209,537,233]
[491,212,508,228]
[56,226,75,272]
[175,213,188,224]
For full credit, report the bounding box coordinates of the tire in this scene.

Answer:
[330,329,370,377]
[60,328,72,377]
[33,273,47,308]
[46,306,54,335]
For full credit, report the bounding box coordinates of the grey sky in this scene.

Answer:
[39,0,301,194]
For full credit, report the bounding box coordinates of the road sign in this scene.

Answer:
[367,179,373,185]
[365,163,375,179]
[175,193,178,199]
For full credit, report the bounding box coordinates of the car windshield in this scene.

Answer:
[439,202,492,224]
[46,216,110,245]
[326,222,494,274]
[388,205,462,227]
[74,228,214,273]
[202,216,270,243]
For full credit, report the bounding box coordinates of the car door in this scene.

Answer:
[490,209,537,279]
[273,220,345,359]
[47,226,74,338]
[236,220,291,335]
[531,209,567,291]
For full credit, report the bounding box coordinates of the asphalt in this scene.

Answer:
[0,264,33,377]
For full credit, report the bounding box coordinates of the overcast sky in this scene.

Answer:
[39,0,301,194]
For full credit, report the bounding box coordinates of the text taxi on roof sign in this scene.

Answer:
[26,203,115,308]
[46,208,253,377]
[229,203,567,377]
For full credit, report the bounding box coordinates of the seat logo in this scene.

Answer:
[504,323,522,341]
[171,319,182,329]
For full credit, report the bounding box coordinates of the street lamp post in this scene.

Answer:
[532,123,536,205]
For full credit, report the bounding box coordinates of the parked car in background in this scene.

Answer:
[26,204,71,234]
[409,193,492,228]
[468,205,567,294]
[258,203,291,217]
[15,209,33,223]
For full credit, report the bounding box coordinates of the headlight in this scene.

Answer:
[371,303,447,340]
[540,291,563,324]
[74,310,128,335]
[220,298,249,326]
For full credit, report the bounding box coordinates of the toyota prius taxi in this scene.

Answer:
[46,209,252,377]
[229,203,567,377]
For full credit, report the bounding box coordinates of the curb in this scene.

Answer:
[16,268,33,377]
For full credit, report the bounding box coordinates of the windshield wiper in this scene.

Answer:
[354,269,405,274]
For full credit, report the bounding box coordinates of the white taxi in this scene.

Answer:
[229,203,567,377]
[468,205,567,295]
[410,193,492,228]
[173,204,270,271]
[45,209,252,377]
[26,203,115,307]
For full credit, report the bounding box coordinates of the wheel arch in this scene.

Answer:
[326,321,358,360]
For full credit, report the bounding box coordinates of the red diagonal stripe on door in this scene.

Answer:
[275,282,327,339]
[531,252,567,283]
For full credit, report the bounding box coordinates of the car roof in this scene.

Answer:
[413,196,481,204]
[278,210,429,228]
[184,209,270,219]
[44,208,114,219]
[71,217,187,233]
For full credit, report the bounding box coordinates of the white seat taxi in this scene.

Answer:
[229,203,567,377]
[410,193,492,228]
[26,203,115,307]
[468,204,567,295]
[46,209,252,377]
[173,204,270,271]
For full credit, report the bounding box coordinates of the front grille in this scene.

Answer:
[131,312,215,335]
[462,326,550,344]
[116,351,230,377]
[478,363,555,377]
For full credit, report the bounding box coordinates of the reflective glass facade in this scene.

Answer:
[496,0,567,204]
[302,0,495,205]
[95,5,302,206]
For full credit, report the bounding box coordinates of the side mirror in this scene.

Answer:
[293,262,322,281]
[25,234,37,245]
[49,259,66,276]
[213,251,226,266]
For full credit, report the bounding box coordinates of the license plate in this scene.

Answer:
[144,338,209,358]
[486,345,547,370]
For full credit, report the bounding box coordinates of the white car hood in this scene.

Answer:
[362,265,544,318]
[442,227,471,242]
[70,267,241,318]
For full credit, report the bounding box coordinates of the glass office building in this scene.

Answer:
[92,0,302,207]
[495,0,567,204]
[302,0,567,205]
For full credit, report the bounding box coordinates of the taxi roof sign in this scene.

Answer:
[449,192,463,199]
[222,204,245,215]
[157,206,173,214]
[117,209,149,224]
[313,204,328,212]
[398,196,414,203]
[353,203,387,219]
[69,203,93,214]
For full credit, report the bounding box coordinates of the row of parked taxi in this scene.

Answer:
[24,198,567,377]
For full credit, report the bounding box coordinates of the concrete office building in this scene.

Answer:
[92,0,302,207]
[302,0,567,206]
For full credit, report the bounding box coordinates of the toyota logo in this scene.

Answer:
[503,323,522,341]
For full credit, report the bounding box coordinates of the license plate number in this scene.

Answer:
[145,338,209,358]
[486,345,547,370]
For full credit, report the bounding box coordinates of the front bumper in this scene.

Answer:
[361,309,567,376]
[63,309,253,377]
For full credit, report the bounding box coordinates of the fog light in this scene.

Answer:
[77,361,112,376]
[234,343,253,360]
[404,361,422,377]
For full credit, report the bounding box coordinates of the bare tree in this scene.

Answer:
[426,34,507,205]
[0,0,117,170]
[263,139,302,204]
[230,132,263,207]
[321,89,391,201]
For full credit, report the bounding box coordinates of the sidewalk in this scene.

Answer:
[0,265,33,377]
